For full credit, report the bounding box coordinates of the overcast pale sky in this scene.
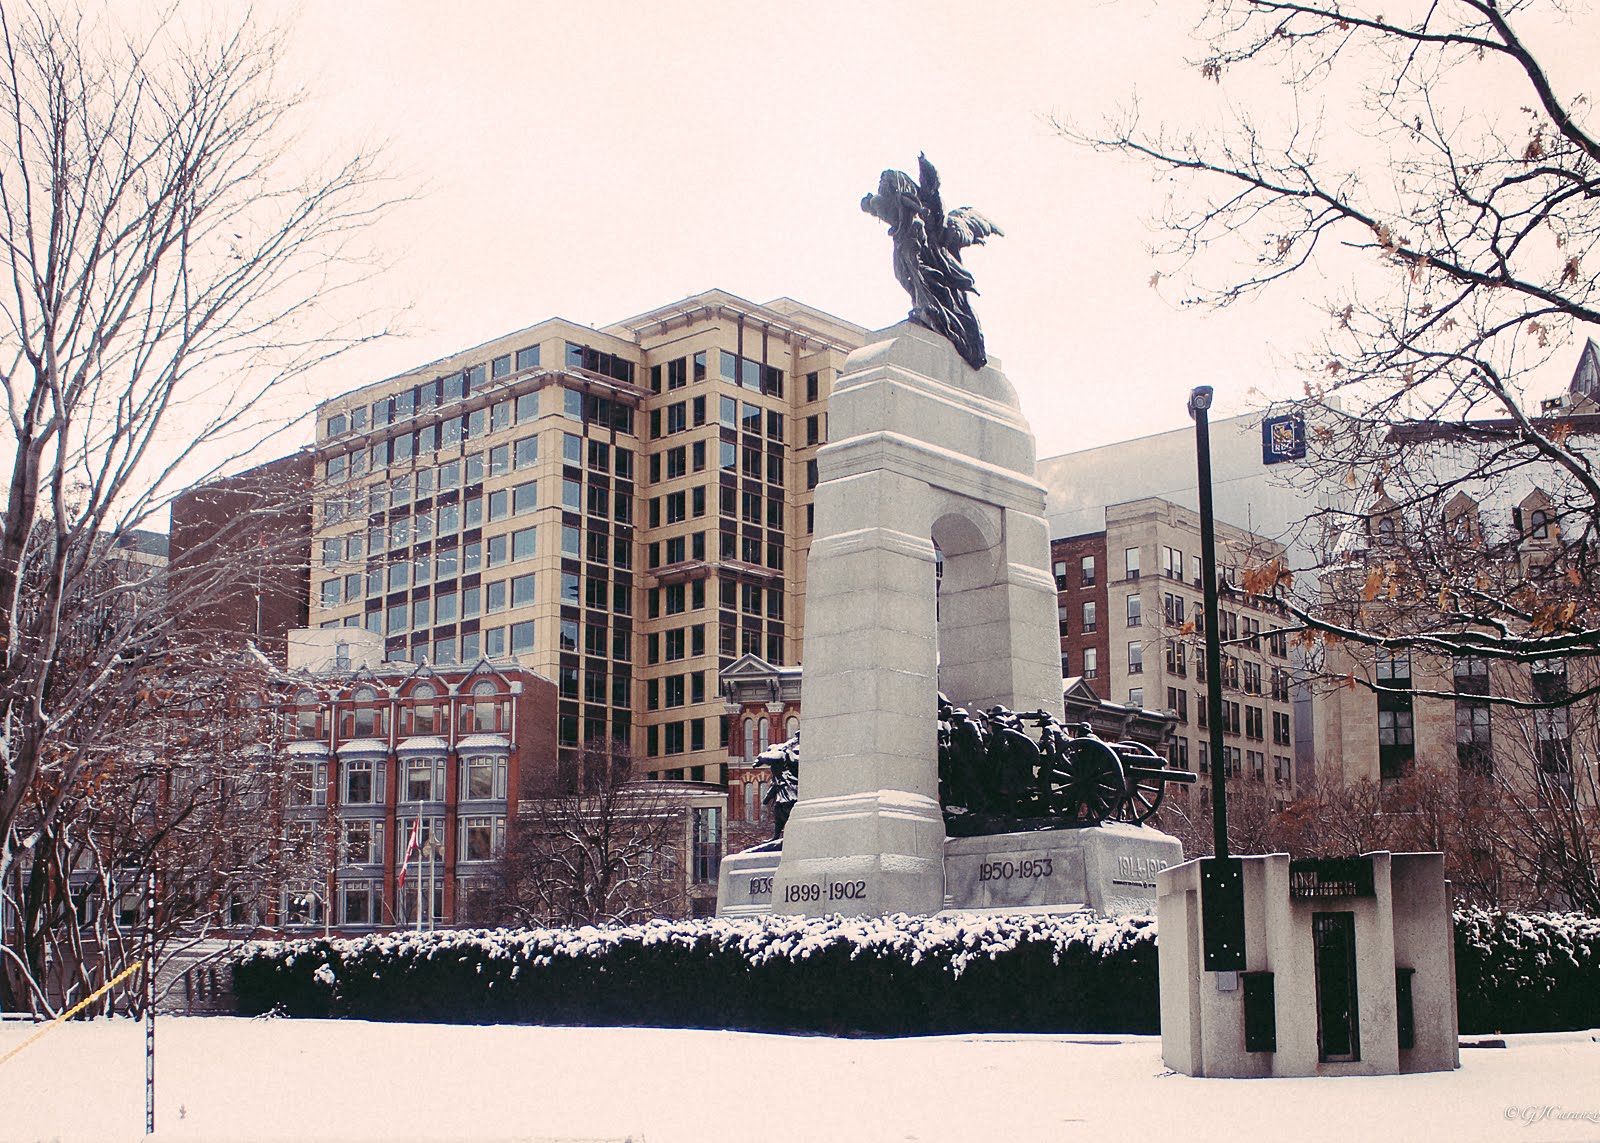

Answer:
[234,0,1598,461]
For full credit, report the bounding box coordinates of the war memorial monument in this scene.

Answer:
[715,157,1459,1080]
[716,156,1192,920]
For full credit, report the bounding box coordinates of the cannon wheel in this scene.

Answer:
[1118,771,1167,824]
[1061,738,1127,822]
[1113,743,1168,824]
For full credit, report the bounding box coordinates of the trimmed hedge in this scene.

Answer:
[233,908,1600,1036]
[233,911,1160,1035]
[1454,909,1600,1034]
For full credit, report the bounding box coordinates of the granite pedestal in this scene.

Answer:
[770,323,1063,918]
[720,823,1182,919]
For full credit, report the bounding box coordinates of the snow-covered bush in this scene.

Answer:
[234,910,1160,1034]
[1454,909,1600,1034]
[233,908,1600,1034]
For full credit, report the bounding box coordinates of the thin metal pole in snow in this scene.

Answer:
[144,868,155,1135]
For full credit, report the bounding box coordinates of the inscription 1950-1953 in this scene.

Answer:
[978,857,1054,883]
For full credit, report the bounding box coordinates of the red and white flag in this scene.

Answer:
[397,818,423,887]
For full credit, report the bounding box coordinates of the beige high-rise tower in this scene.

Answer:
[307,290,865,788]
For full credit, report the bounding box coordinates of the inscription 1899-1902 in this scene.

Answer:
[782,880,867,904]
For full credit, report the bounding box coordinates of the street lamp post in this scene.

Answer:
[1190,386,1246,975]
[1188,385,1229,861]
[144,867,156,1136]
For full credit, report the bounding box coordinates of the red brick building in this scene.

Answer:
[170,453,314,666]
[274,658,557,931]
[718,653,801,850]
[1052,533,1110,689]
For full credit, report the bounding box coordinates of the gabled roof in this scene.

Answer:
[720,653,781,680]
[1063,676,1102,705]
[1568,337,1600,403]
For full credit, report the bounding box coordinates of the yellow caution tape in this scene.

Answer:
[0,959,146,1068]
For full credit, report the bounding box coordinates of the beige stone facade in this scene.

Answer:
[307,290,865,784]
[1058,497,1298,815]
[1313,605,1596,798]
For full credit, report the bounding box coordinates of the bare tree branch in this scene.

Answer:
[0,2,396,1010]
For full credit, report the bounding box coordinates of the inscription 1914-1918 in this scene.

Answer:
[1112,854,1171,889]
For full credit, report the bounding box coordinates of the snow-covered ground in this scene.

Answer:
[3,1017,1598,1143]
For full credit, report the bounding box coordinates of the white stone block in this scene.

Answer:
[1156,851,1459,1078]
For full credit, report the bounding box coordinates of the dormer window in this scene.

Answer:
[462,679,507,733]
[343,686,387,739]
[1443,493,1480,546]
[409,682,438,736]
[1529,508,1550,539]
[1376,517,1396,546]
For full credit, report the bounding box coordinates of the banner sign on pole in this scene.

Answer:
[1261,414,1306,464]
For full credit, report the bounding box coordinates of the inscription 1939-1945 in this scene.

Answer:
[749,876,773,898]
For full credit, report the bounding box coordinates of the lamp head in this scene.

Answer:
[1188,386,1214,418]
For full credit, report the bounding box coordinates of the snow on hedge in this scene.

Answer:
[235,907,1600,1034]
[239,907,1154,985]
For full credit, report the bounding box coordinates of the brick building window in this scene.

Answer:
[1377,651,1415,779]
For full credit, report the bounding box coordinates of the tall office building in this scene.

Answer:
[307,290,866,785]
[1053,497,1298,811]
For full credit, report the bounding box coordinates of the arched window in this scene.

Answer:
[786,715,799,741]
[1376,516,1396,546]
[758,719,770,752]
[347,686,385,738]
[743,717,756,762]
[410,683,438,735]
[465,678,505,733]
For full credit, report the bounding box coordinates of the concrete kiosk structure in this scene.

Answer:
[1157,851,1460,1077]
[770,323,1065,917]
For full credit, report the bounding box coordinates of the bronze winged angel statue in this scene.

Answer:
[861,154,1004,370]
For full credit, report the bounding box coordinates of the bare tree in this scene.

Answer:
[1065,1,1600,905]
[494,750,692,928]
[6,647,316,1015]
[1066,1,1600,677]
[1170,758,1593,912]
[1476,689,1600,912]
[0,4,392,1008]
